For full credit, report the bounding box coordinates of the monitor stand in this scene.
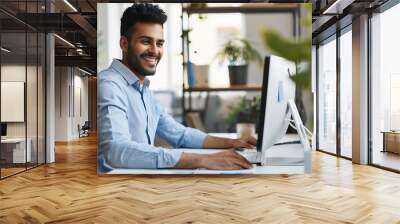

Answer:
[261,100,313,173]
[286,99,312,173]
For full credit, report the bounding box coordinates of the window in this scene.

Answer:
[339,28,352,158]
[370,2,400,171]
[317,36,337,155]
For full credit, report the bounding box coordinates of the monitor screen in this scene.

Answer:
[256,57,270,151]
[256,55,296,152]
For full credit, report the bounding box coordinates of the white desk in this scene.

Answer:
[107,133,311,175]
[1,138,31,163]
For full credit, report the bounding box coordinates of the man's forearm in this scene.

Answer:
[202,135,234,149]
[174,153,204,169]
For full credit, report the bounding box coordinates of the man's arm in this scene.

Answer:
[155,102,257,150]
[174,150,252,170]
[154,98,255,170]
[202,135,257,149]
[155,100,207,149]
[172,135,256,170]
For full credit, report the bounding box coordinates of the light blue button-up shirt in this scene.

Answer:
[97,59,207,172]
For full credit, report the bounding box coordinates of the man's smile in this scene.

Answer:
[142,55,158,67]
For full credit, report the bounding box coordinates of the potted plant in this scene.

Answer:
[226,96,261,137]
[259,4,313,130]
[217,37,262,86]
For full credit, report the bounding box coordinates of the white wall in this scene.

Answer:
[245,13,293,84]
[1,65,35,137]
[54,67,89,141]
[55,66,69,141]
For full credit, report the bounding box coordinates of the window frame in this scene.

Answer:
[315,22,353,161]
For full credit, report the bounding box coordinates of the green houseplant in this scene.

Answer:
[217,37,262,85]
[226,96,261,136]
[259,4,312,90]
[258,4,313,130]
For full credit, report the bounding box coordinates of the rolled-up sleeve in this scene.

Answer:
[97,79,183,169]
[155,101,207,149]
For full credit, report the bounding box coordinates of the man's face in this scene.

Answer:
[123,22,164,76]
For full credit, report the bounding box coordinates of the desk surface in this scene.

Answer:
[107,134,308,175]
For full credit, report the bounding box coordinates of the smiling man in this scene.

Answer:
[98,3,256,172]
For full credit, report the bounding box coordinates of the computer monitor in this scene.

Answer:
[256,55,296,152]
[1,123,7,137]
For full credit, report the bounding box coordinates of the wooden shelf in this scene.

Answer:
[184,84,262,92]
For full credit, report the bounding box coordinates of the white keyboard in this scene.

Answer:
[239,150,263,163]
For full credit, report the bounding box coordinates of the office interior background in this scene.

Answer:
[313,0,400,172]
[0,0,97,179]
[0,0,399,223]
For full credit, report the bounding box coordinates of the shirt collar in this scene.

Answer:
[111,59,150,90]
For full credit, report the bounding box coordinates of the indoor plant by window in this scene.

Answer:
[217,37,262,86]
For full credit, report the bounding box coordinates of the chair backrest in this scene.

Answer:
[82,121,90,129]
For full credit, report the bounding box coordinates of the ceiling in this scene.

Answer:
[0,0,97,73]
[311,0,390,43]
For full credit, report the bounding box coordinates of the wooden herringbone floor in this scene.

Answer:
[1,134,400,224]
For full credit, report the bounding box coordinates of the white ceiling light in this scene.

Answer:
[54,34,75,48]
[63,0,78,12]
[1,47,11,53]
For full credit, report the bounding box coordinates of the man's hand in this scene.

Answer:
[200,150,253,170]
[174,150,252,170]
[230,136,257,149]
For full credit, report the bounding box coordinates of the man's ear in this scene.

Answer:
[120,36,128,53]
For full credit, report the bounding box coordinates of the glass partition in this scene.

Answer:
[0,0,46,179]
[1,30,28,178]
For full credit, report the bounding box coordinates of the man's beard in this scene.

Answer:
[126,45,159,77]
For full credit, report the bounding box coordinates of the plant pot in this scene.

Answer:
[228,65,248,85]
[236,123,256,138]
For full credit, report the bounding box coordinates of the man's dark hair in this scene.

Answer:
[120,3,167,37]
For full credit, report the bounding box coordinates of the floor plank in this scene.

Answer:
[1,134,400,223]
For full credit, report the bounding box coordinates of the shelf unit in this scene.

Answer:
[180,3,301,124]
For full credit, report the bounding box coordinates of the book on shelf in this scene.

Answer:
[187,61,195,87]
